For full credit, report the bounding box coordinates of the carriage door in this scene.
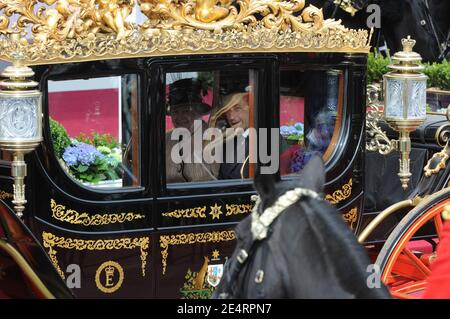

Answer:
[36,67,154,298]
[149,56,274,298]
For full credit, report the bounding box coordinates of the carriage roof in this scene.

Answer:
[0,0,371,66]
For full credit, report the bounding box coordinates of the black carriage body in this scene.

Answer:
[0,52,368,298]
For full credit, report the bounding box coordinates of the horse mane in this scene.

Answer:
[298,197,389,298]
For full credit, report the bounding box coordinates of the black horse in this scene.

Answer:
[212,156,390,298]
[310,0,450,62]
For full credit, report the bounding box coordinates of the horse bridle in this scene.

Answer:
[217,187,320,298]
[251,187,320,240]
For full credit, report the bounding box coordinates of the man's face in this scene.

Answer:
[170,106,199,130]
[225,97,249,129]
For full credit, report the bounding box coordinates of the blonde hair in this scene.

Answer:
[209,92,248,128]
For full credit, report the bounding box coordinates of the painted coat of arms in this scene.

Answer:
[207,263,223,287]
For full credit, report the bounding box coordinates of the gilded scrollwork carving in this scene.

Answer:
[0,0,370,65]
[162,203,253,219]
[325,178,352,205]
[225,203,253,216]
[0,0,135,41]
[365,85,397,155]
[342,207,357,229]
[0,189,13,199]
[50,199,146,226]
[162,206,207,218]
[159,230,235,275]
[140,0,315,31]
[42,231,150,279]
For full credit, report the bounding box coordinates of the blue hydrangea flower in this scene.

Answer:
[62,142,104,167]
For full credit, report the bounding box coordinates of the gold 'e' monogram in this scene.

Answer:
[95,261,124,294]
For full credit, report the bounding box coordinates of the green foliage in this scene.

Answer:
[49,117,71,158]
[73,156,120,184]
[424,60,450,91]
[367,52,391,84]
[75,132,119,149]
[179,269,214,299]
[367,53,450,91]
[50,119,121,184]
[63,143,121,184]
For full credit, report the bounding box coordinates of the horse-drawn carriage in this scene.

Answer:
[0,0,448,298]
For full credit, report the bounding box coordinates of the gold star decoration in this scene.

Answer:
[209,203,222,220]
[212,250,220,259]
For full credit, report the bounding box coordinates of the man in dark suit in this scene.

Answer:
[211,92,250,179]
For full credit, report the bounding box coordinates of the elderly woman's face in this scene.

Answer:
[225,98,249,129]
[170,106,201,130]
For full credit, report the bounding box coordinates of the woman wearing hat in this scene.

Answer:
[165,78,219,183]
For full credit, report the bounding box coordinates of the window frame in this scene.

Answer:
[277,64,350,181]
[148,56,275,198]
[43,69,146,195]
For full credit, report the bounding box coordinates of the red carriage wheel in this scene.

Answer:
[375,188,450,299]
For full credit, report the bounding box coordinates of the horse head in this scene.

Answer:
[213,155,390,299]
[253,154,325,217]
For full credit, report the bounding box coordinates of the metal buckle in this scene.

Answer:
[255,270,264,283]
[236,249,248,264]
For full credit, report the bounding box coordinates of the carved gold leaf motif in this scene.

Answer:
[42,231,150,279]
[162,206,207,218]
[0,0,370,65]
[342,207,357,229]
[325,178,352,205]
[159,230,235,275]
[225,203,253,216]
[0,190,13,200]
[50,198,146,226]
[162,203,253,219]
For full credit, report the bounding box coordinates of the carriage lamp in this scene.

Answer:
[0,56,42,218]
[366,36,427,189]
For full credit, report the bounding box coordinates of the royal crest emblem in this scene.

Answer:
[207,263,223,287]
[180,249,225,298]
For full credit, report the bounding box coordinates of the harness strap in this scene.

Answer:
[219,237,257,298]
[251,187,319,240]
[218,187,320,298]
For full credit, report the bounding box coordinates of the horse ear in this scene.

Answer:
[254,171,277,197]
[298,154,325,194]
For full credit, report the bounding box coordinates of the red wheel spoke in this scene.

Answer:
[380,199,450,299]
[391,279,427,294]
[402,248,431,276]
[390,290,420,299]
[434,215,443,239]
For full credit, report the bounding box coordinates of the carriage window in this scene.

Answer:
[280,69,343,176]
[48,75,140,188]
[165,70,257,184]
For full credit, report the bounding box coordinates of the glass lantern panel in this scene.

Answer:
[0,95,41,140]
[407,80,426,119]
[385,78,405,119]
